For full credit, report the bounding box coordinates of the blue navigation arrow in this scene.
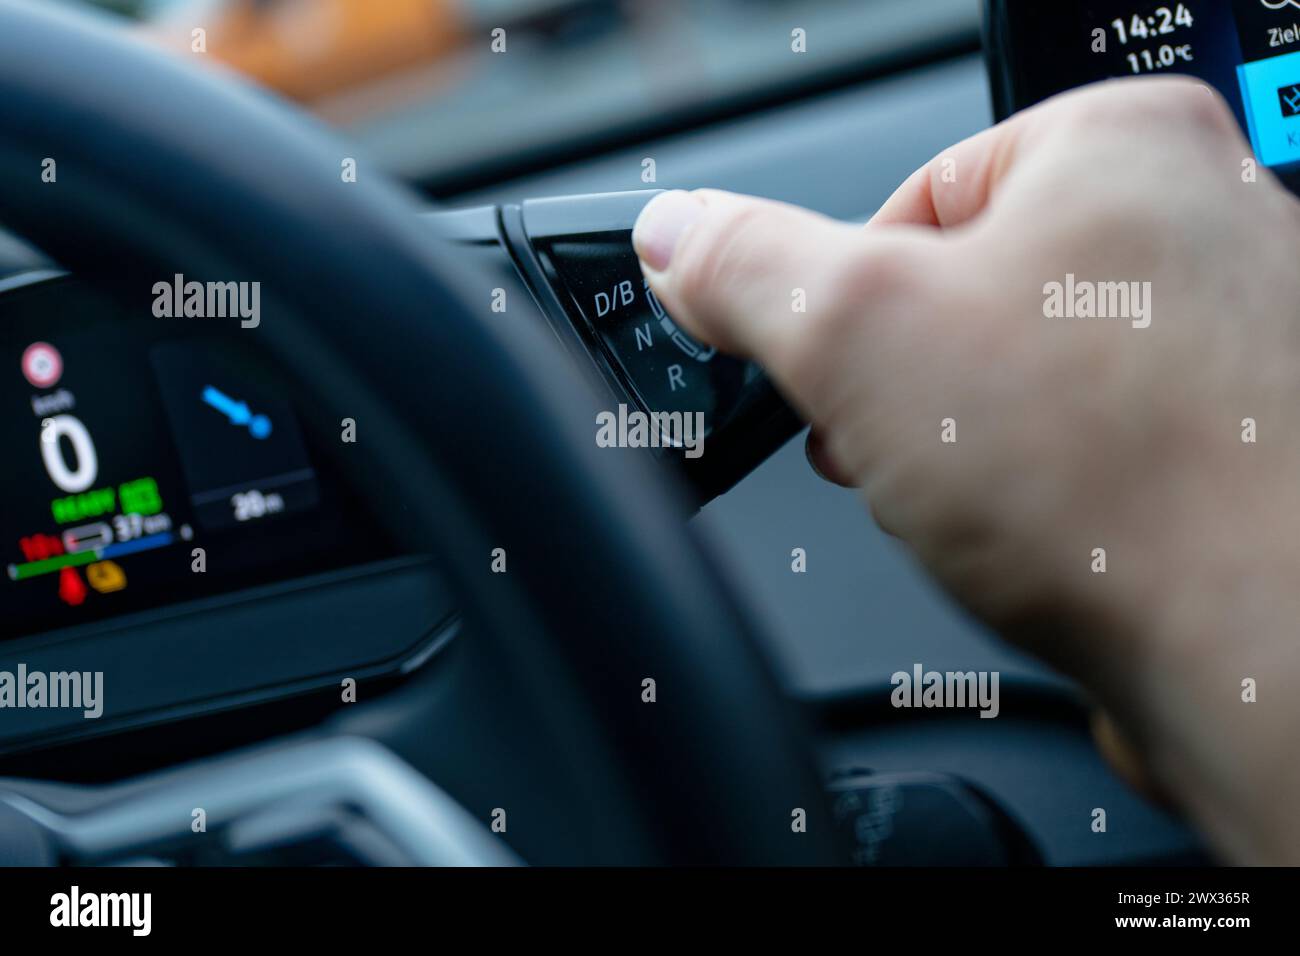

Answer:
[202,385,272,439]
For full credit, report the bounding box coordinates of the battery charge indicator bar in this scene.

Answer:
[7,548,96,581]
[6,531,175,581]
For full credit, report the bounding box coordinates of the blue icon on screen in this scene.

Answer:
[1239,50,1300,168]
[1280,84,1300,117]
[202,385,273,440]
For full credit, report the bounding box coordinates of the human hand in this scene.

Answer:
[634,77,1300,864]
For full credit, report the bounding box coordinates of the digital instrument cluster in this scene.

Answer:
[0,278,390,638]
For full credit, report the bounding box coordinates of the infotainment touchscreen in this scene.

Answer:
[985,1,1300,190]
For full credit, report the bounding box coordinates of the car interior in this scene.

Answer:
[0,0,1245,866]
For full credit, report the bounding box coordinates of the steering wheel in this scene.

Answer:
[0,0,841,865]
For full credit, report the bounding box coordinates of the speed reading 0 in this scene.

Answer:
[39,414,99,493]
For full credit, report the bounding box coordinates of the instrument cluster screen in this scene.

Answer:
[0,279,391,639]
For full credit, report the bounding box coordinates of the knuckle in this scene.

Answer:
[1077,76,1238,140]
[1145,77,1237,135]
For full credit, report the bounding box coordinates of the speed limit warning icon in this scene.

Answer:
[21,342,62,389]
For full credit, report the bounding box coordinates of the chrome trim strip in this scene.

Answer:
[0,736,519,866]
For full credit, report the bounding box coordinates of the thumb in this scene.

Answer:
[633,188,935,421]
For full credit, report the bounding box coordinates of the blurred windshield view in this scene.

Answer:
[82,0,979,191]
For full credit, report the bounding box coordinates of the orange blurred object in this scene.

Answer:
[148,0,467,102]
[87,560,128,595]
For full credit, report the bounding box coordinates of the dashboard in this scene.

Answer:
[0,275,395,640]
[0,195,797,644]
[0,194,794,753]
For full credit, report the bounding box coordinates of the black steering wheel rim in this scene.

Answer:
[0,0,840,865]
